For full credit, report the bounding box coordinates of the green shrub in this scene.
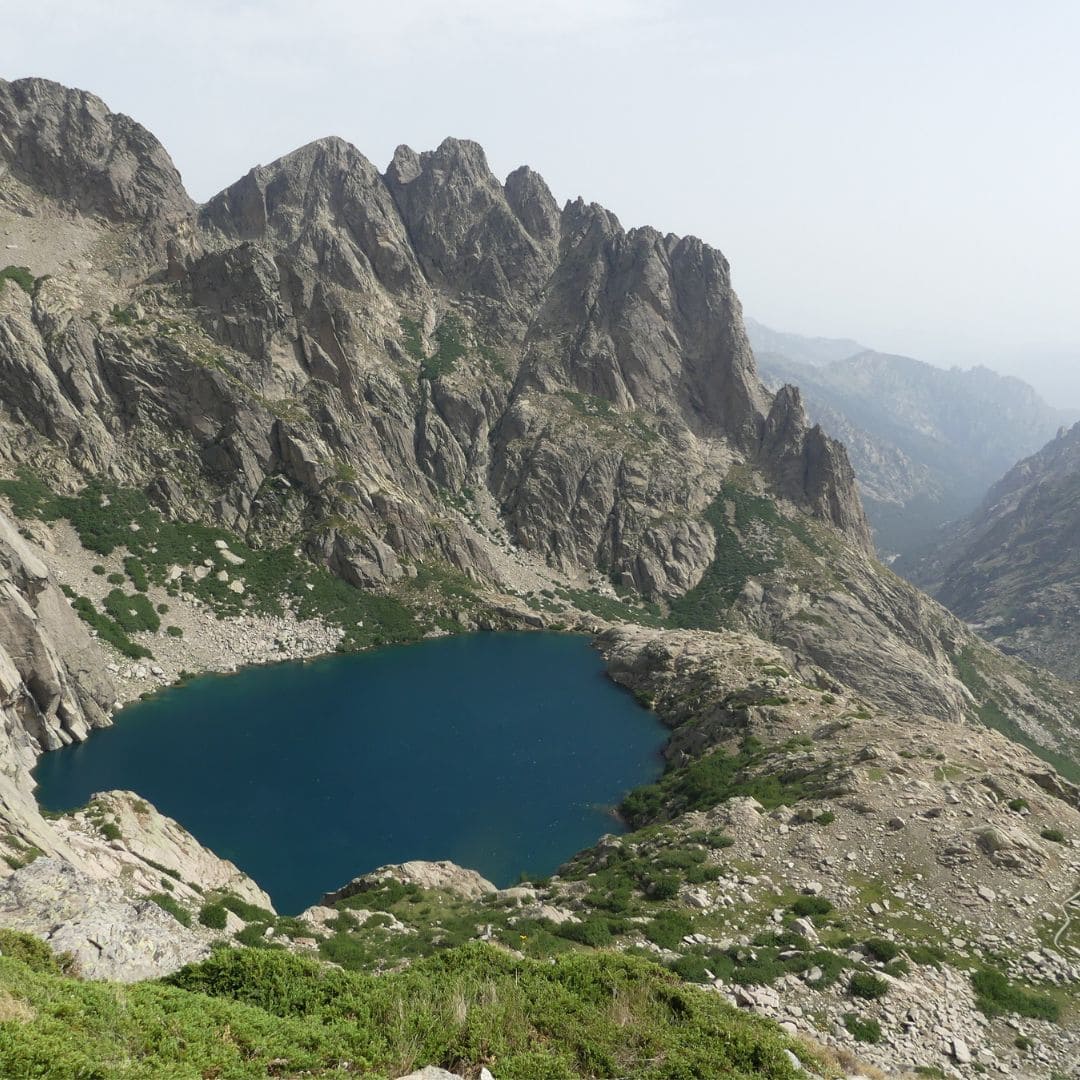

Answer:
[150,893,191,928]
[848,972,889,999]
[198,903,228,930]
[843,1013,881,1043]
[1007,798,1029,812]
[98,821,122,842]
[556,916,613,948]
[0,266,35,294]
[1040,827,1066,844]
[646,874,680,900]
[0,930,62,974]
[971,968,1060,1021]
[643,911,693,950]
[0,941,827,1079]
[91,564,107,576]
[124,556,149,592]
[107,572,126,585]
[790,896,833,919]
[219,894,275,924]
[815,810,836,826]
[671,953,711,982]
[166,625,184,638]
[863,937,901,963]
[421,315,468,380]
[235,923,280,949]
[103,589,160,634]
[70,594,152,659]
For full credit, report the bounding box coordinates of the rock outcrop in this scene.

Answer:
[0,858,209,981]
[323,860,497,905]
[1,75,868,605]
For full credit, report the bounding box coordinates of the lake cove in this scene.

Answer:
[34,632,667,913]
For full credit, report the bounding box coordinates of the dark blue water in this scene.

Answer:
[33,633,666,913]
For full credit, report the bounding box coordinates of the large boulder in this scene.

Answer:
[323,860,497,905]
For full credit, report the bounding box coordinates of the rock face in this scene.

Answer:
[0,75,869,605]
[0,77,196,270]
[49,790,274,911]
[0,858,209,981]
[910,421,1080,680]
[0,506,116,868]
[749,321,1075,560]
[324,860,497,905]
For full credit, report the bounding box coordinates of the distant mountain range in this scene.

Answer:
[907,420,1080,681]
[747,320,1077,559]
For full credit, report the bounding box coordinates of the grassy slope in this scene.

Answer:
[0,938,815,1080]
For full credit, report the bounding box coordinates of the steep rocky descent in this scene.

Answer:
[910,421,1080,682]
[0,501,273,969]
[748,323,1075,561]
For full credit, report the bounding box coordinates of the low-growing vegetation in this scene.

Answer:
[149,892,191,928]
[0,471,426,652]
[622,734,834,826]
[843,1013,881,1043]
[0,265,36,295]
[0,935,818,1079]
[970,967,1060,1021]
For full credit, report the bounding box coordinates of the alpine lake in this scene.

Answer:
[34,632,667,913]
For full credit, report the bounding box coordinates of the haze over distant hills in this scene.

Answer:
[747,320,1077,560]
[908,419,1080,682]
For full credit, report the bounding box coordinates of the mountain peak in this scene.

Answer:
[0,76,193,232]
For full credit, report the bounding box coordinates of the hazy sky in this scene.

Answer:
[5,1,1079,405]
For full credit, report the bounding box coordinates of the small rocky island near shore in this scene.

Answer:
[0,71,1076,1080]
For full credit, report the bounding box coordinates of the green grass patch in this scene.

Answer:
[971,968,1060,1021]
[149,893,191,928]
[0,265,36,295]
[842,1013,881,1043]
